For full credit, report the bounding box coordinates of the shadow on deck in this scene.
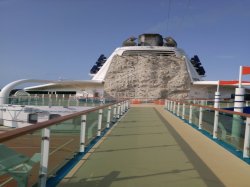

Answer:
[58,106,249,187]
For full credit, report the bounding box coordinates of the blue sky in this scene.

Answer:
[0,0,250,88]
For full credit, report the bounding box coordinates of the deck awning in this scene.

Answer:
[24,80,104,91]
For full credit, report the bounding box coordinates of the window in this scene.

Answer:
[28,113,38,124]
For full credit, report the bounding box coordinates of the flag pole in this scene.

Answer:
[217,80,220,92]
[239,66,243,88]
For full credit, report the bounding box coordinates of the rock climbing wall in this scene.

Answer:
[104,54,191,99]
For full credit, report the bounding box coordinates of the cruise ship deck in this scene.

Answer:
[58,105,249,187]
[1,101,250,187]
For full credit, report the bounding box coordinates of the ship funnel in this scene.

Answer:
[138,33,163,46]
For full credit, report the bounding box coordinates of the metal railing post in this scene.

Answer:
[170,101,173,112]
[182,103,185,119]
[107,106,111,128]
[198,105,203,129]
[113,104,117,122]
[120,102,122,116]
[177,102,180,116]
[120,102,123,115]
[97,109,103,136]
[80,115,86,152]
[124,101,127,112]
[42,94,45,106]
[189,105,193,124]
[117,103,121,119]
[173,101,176,114]
[243,117,250,158]
[39,128,50,187]
[213,110,219,139]
[122,101,125,114]
[213,91,220,139]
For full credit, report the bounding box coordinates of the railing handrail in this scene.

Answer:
[0,100,127,143]
[166,99,250,118]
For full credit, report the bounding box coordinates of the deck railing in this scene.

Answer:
[165,99,250,161]
[181,98,250,108]
[0,100,129,187]
[4,96,113,107]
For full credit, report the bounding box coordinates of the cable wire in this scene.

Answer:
[166,0,172,33]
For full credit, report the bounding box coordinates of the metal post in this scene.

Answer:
[97,109,103,136]
[123,101,126,112]
[170,101,173,111]
[42,94,45,106]
[117,103,121,119]
[213,91,220,139]
[107,106,111,128]
[182,103,185,119]
[189,105,193,124]
[113,104,117,122]
[232,87,245,144]
[177,102,180,116]
[120,102,123,116]
[213,110,219,139]
[35,94,38,106]
[243,117,250,158]
[124,101,127,111]
[173,101,176,114]
[39,128,50,187]
[198,105,203,129]
[121,102,124,115]
[80,115,86,152]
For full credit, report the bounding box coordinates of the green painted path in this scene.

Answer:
[59,107,224,187]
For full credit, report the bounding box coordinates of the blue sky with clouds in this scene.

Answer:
[0,0,250,88]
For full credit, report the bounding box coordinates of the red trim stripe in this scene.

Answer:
[219,80,250,85]
[242,66,250,75]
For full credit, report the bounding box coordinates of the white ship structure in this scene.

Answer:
[0,33,248,128]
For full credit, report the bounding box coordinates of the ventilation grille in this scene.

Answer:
[122,50,176,56]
